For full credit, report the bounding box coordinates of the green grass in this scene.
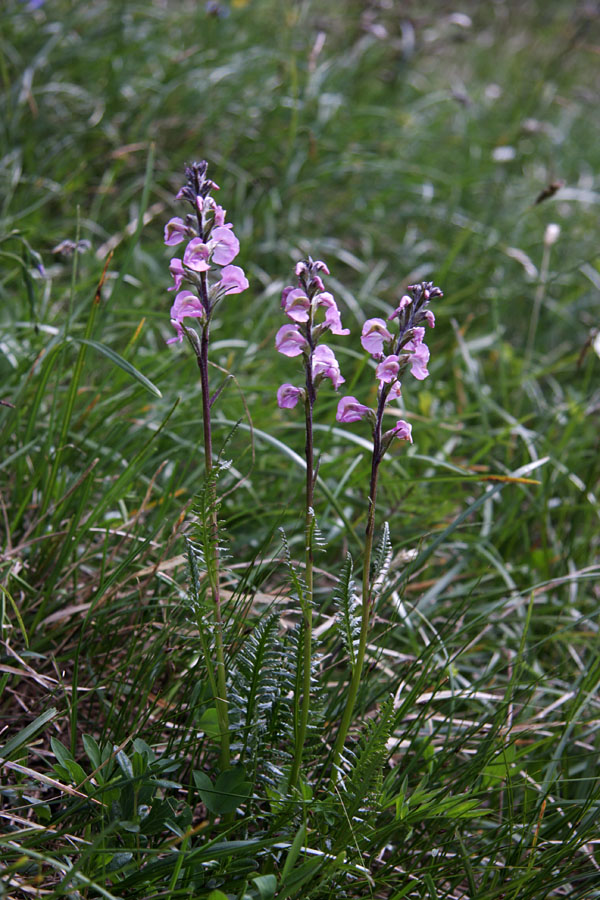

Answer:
[1,0,600,897]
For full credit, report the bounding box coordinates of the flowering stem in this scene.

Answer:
[289,358,316,790]
[196,277,230,771]
[330,394,385,781]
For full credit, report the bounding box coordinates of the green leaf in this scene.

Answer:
[50,736,74,769]
[198,707,221,740]
[70,338,162,397]
[207,892,229,900]
[82,734,101,770]
[0,708,58,760]
[252,874,277,900]
[193,766,252,815]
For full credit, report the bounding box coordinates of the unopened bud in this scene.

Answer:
[544,223,561,246]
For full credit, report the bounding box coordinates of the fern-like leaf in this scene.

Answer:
[370,521,392,598]
[333,554,359,670]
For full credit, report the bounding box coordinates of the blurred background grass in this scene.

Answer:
[1,0,600,896]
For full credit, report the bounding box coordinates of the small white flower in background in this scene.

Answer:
[544,223,561,246]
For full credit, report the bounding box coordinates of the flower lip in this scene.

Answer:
[215,264,249,295]
[211,225,239,265]
[361,318,394,357]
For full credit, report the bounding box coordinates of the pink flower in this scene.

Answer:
[361,318,393,356]
[388,419,413,442]
[170,290,206,324]
[275,324,307,357]
[168,257,185,291]
[210,225,239,265]
[164,217,189,246]
[405,339,430,380]
[336,396,373,424]
[312,345,345,389]
[167,290,206,343]
[313,259,330,275]
[282,287,310,322]
[183,238,211,272]
[424,309,435,328]
[376,354,400,384]
[277,384,303,409]
[411,326,426,345]
[215,264,249,295]
[317,292,350,336]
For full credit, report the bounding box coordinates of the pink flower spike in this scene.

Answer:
[424,309,435,328]
[216,264,249,295]
[376,354,400,384]
[211,225,239,265]
[183,238,211,272]
[170,290,206,324]
[361,318,393,357]
[277,384,303,409]
[168,257,185,291]
[275,324,307,357]
[283,287,310,322]
[164,217,188,246]
[336,396,372,424]
[312,345,345,389]
[390,419,413,442]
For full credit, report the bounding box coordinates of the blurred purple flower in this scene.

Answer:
[164,217,189,246]
[282,287,310,322]
[183,239,211,272]
[168,257,185,291]
[386,420,413,443]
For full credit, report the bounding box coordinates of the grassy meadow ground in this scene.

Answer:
[1,0,600,897]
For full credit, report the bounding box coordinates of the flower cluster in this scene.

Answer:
[276,258,349,409]
[165,161,249,345]
[336,281,443,449]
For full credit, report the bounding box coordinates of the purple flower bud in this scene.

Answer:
[164,217,188,246]
[275,324,308,357]
[376,354,400,384]
[336,396,373,424]
[277,383,304,409]
[424,309,435,328]
[211,225,239,266]
[314,260,330,275]
[168,257,185,291]
[312,275,325,292]
[312,345,345,389]
[282,287,310,323]
[295,261,309,278]
[215,264,249,295]
[389,294,412,320]
[183,238,211,272]
[361,318,393,357]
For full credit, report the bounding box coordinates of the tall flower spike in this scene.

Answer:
[275,255,350,791]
